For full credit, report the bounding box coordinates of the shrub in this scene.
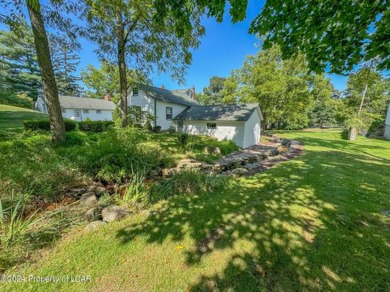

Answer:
[23,119,77,132]
[149,170,227,203]
[152,126,161,133]
[78,120,114,132]
[168,126,176,134]
[178,133,189,146]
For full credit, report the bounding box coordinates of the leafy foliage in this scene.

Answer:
[78,120,114,132]
[23,119,77,131]
[0,90,34,109]
[250,0,389,73]
[81,60,146,102]
[197,76,227,105]
[228,46,314,129]
[0,21,41,100]
[340,68,389,131]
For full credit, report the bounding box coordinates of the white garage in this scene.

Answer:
[173,103,263,148]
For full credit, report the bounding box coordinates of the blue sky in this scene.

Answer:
[1,0,349,93]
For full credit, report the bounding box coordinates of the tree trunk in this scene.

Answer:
[26,0,65,142]
[116,12,128,127]
[348,127,357,141]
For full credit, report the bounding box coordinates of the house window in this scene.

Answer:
[166,107,172,120]
[83,109,89,114]
[133,88,139,96]
[207,123,217,129]
[96,110,102,114]
[74,110,81,118]
[62,108,66,113]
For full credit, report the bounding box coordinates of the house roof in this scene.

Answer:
[173,103,261,122]
[58,95,116,110]
[139,84,199,107]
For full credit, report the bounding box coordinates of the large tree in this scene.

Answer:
[83,0,205,125]
[197,76,227,105]
[230,46,314,130]
[155,1,389,73]
[341,68,389,139]
[0,0,80,142]
[49,34,83,96]
[0,20,41,100]
[81,60,147,102]
[309,74,338,128]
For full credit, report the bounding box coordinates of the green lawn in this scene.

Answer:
[3,129,389,291]
[0,104,47,132]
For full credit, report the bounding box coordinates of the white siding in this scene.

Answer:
[128,90,155,116]
[156,101,187,130]
[243,108,262,148]
[181,120,246,148]
[62,109,113,121]
[128,90,188,130]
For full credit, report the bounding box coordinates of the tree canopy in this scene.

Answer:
[196,76,227,105]
[156,0,389,74]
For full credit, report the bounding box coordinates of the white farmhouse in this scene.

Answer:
[128,84,263,148]
[35,93,116,121]
[385,102,390,140]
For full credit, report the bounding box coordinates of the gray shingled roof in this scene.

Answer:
[59,95,116,110]
[139,84,199,107]
[173,103,261,121]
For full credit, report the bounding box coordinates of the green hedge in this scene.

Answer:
[23,119,114,132]
[78,120,114,132]
[24,119,77,131]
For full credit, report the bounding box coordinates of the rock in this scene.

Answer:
[162,168,175,177]
[244,162,262,170]
[381,210,390,217]
[85,207,99,222]
[87,185,106,196]
[201,164,213,170]
[231,167,249,177]
[213,147,221,155]
[102,205,130,222]
[84,221,107,232]
[176,159,203,170]
[80,192,97,206]
[281,139,292,148]
[95,187,106,196]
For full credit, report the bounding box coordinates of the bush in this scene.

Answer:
[168,126,176,134]
[178,133,189,146]
[0,90,34,109]
[23,119,77,132]
[152,126,161,133]
[78,120,114,132]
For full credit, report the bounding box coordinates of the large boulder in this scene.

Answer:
[87,185,106,196]
[80,192,97,206]
[102,205,130,222]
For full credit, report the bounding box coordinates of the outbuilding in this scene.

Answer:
[173,103,263,148]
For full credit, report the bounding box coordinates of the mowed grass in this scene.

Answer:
[0,104,47,132]
[3,129,390,291]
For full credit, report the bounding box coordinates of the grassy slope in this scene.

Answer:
[4,130,390,291]
[0,104,47,132]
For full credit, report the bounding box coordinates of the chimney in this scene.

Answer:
[104,94,112,101]
[161,85,165,89]
[191,85,195,99]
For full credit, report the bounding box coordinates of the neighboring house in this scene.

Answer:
[385,102,390,140]
[173,104,262,148]
[35,92,116,121]
[128,84,263,148]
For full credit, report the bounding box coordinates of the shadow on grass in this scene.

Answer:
[115,143,390,290]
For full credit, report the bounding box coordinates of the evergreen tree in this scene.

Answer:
[0,20,41,100]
